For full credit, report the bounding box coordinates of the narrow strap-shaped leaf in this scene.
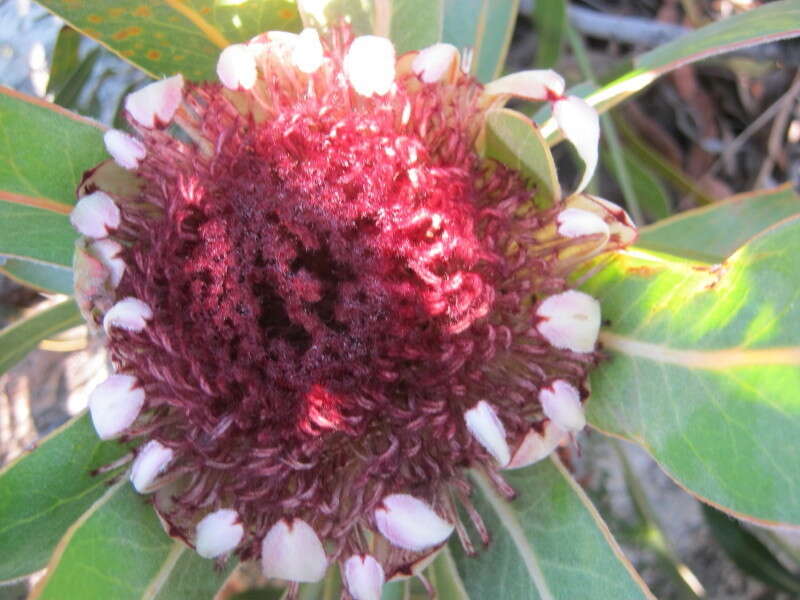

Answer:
[0,203,76,268]
[539,0,800,137]
[0,86,106,212]
[533,0,566,69]
[584,215,800,528]
[616,149,671,222]
[0,412,128,582]
[0,258,73,295]
[450,458,655,599]
[637,184,800,262]
[702,504,800,594]
[442,0,518,82]
[0,299,82,377]
[599,0,800,113]
[37,1,303,81]
[31,480,235,600]
[47,25,82,97]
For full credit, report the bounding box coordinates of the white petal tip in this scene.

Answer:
[103,129,146,170]
[483,69,565,101]
[557,208,609,239]
[374,494,453,552]
[261,518,327,582]
[344,554,385,600]
[553,95,599,195]
[464,401,510,467]
[90,238,126,288]
[536,290,601,353]
[196,509,244,559]
[412,43,459,83]
[125,74,184,128]
[507,421,567,469]
[131,440,173,493]
[292,28,324,74]
[88,374,144,440]
[539,380,586,433]
[70,191,121,239]
[567,194,637,247]
[103,297,153,334]
[343,35,395,97]
[217,44,257,91]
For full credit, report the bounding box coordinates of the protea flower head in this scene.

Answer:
[72,24,636,598]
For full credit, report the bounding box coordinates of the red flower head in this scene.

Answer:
[73,26,635,598]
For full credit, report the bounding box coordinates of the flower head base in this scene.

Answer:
[73,25,635,594]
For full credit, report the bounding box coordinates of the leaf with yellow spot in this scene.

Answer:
[584,214,800,528]
[38,0,303,81]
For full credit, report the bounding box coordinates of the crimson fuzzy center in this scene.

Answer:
[100,33,599,565]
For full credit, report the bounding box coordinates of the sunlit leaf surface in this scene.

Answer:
[585,216,800,527]
[637,184,800,262]
[38,0,302,80]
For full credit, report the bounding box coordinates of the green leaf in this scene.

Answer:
[0,87,102,268]
[484,108,560,207]
[0,412,128,582]
[298,0,443,54]
[450,458,654,599]
[0,300,82,377]
[32,480,235,600]
[442,0,518,82]
[389,0,444,54]
[0,203,77,268]
[539,1,800,139]
[298,0,373,36]
[38,1,302,81]
[429,547,469,599]
[228,588,286,600]
[381,580,407,600]
[0,87,106,211]
[598,147,671,223]
[584,215,800,527]
[621,149,671,222]
[47,26,82,96]
[702,504,800,594]
[0,259,73,295]
[53,47,102,111]
[614,115,716,207]
[637,184,800,262]
[533,0,565,68]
